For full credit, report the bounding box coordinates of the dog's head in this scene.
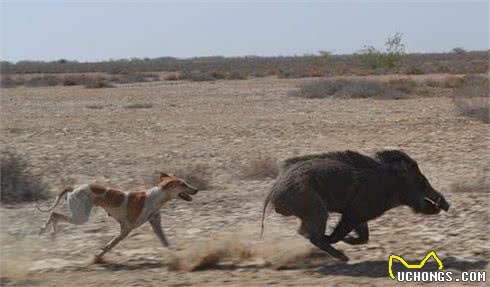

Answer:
[158,172,199,202]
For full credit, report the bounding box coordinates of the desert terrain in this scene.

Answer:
[1,74,488,286]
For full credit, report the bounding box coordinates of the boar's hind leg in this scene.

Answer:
[342,222,369,245]
[295,197,349,262]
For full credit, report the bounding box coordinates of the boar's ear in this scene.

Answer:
[376,150,416,171]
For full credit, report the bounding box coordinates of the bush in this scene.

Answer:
[173,164,212,190]
[452,75,489,123]
[387,78,419,94]
[0,76,21,88]
[1,150,49,204]
[404,66,424,75]
[111,73,160,84]
[358,33,405,70]
[84,77,113,89]
[123,103,153,109]
[62,75,91,86]
[165,73,180,81]
[85,104,105,109]
[225,71,247,80]
[424,76,465,88]
[25,75,61,87]
[239,156,279,180]
[181,71,217,82]
[452,47,466,54]
[290,78,409,99]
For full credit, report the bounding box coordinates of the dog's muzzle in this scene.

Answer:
[178,192,193,201]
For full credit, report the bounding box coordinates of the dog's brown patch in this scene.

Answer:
[127,191,147,223]
[90,184,107,194]
[103,189,126,208]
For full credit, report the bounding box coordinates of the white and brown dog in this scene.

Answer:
[38,172,198,261]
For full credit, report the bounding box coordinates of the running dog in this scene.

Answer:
[38,172,199,261]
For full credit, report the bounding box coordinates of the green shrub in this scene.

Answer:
[359,33,405,70]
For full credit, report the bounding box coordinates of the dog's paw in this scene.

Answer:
[91,255,106,264]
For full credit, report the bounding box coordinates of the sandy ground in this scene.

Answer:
[0,76,488,286]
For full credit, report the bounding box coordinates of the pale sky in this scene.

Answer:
[1,1,488,62]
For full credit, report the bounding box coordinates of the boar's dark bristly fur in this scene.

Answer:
[260,149,449,262]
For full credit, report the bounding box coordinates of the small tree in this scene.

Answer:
[359,33,405,69]
[452,47,466,54]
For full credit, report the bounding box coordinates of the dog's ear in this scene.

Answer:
[159,172,171,181]
[162,180,180,189]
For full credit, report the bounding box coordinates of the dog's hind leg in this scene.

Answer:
[149,212,169,247]
[94,225,131,261]
[39,212,89,235]
[39,212,55,235]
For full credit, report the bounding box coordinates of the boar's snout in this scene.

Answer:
[423,190,450,213]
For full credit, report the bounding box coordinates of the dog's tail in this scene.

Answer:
[36,187,73,212]
[260,189,274,239]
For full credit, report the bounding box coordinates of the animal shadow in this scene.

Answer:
[312,256,489,278]
[88,257,164,271]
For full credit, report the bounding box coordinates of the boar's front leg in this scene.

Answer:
[327,216,360,244]
[342,222,369,245]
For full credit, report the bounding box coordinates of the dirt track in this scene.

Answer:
[1,76,488,286]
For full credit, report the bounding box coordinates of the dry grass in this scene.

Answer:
[164,73,180,81]
[452,74,489,123]
[85,104,105,109]
[173,164,212,190]
[123,103,153,109]
[84,77,114,89]
[3,51,487,79]
[181,70,218,82]
[0,150,49,204]
[238,155,279,180]
[110,72,160,84]
[424,76,466,88]
[290,78,416,99]
[0,73,159,88]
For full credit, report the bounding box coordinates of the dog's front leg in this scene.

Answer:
[149,212,169,247]
[94,225,131,262]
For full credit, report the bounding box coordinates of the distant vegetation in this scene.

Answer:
[452,47,466,54]
[0,72,161,89]
[290,74,490,101]
[289,78,426,100]
[1,51,488,87]
[1,35,487,87]
[452,74,489,123]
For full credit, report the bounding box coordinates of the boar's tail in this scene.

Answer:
[260,189,274,239]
